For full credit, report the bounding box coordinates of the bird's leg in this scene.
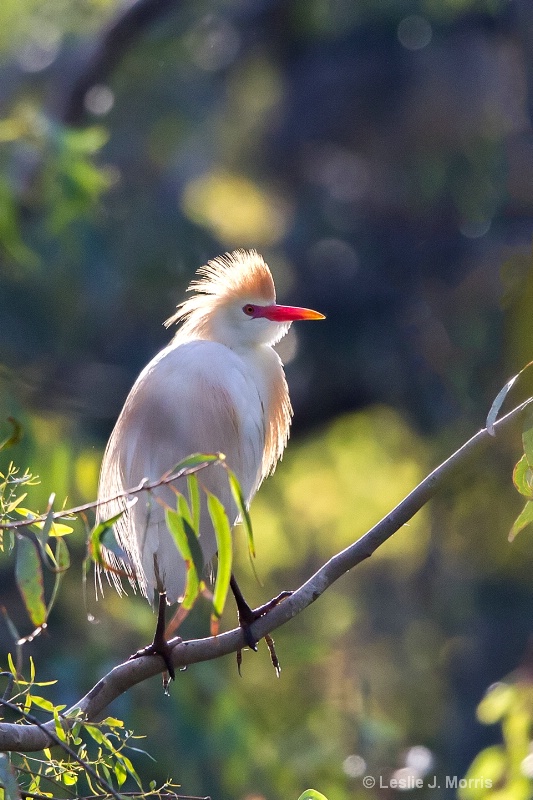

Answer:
[129,592,178,683]
[230,574,292,675]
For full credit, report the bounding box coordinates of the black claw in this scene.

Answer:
[129,640,176,682]
[229,575,292,675]
[128,592,177,684]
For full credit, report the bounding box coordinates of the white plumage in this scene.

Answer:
[97,249,323,606]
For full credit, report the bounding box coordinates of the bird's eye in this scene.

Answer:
[243,304,255,316]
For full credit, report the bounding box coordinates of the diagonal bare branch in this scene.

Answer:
[0,399,530,753]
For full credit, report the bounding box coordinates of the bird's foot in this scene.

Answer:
[128,592,179,690]
[129,637,179,687]
[230,578,292,677]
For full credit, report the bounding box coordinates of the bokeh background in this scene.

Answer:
[2,0,533,798]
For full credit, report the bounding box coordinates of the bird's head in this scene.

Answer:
[166,250,324,349]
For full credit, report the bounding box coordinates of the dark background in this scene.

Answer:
[2,1,533,798]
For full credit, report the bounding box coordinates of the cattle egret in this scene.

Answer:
[97,249,324,678]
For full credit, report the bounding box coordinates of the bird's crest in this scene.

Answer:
[165,249,275,339]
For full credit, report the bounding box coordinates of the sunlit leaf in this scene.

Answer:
[15,535,47,627]
[512,455,533,499]
[0,753,21,800]
[62,771,78,786]
[177,494,204,576]
[227,468,255,558]
[170,452,222,473]
[14,508,73,536]
[298,791,329,800]
[206,491,232,629]
[187,473,201,534]
[118,753,143,789]
[100,717,124,728]
[6,492,27,513]
[7,652,17,678]
[46,538,70,616]
[523,414,533,466]
[166,508,201,610]
[29,695,58,713]
[53,707,67,742]
[509,501,533,541]
[89,511,125,566]
[477,682,516,724]
[459,746,506,800]
[114,760,127,787]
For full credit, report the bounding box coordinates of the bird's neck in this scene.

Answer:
[234,343,292,483]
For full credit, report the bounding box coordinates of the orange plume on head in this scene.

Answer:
[165,249,275,339]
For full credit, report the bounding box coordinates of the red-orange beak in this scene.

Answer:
[256,304,325,322]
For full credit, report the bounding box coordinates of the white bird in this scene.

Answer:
[97,249,324,676]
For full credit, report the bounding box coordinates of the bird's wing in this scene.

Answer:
[98,340,265,603]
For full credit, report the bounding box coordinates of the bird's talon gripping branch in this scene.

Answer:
[128,593,179,683]
[230,575,292,674]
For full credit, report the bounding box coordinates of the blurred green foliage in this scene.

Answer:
[2,0,533,799]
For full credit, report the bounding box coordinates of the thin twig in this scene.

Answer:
[0,458,220,532]
[0,398,530,753]
[0,699,122,800]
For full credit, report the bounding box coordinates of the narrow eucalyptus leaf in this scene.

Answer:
[509,500,533,541]
[15,536,47,627]
[227,468,255,558]
[166,508,200,610]
[206,492,232,620]
[512,455,533,499]
[171,452,222,473]
[187,473,201,534]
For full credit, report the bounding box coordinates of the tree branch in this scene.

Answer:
[58,0,178,126]
[0,457,220,532]
[0,398,530,753]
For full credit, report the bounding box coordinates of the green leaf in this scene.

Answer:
[0,753,21,800]
[7,652,17,678]
[513,455,533,499]
[170,451,222,475]
[227,468,255,558]
[45,539,69,617]
[509,501,533,541]
[6,493,27,513]
[53,707,67,742]
[89,511,125,566]
[100,716,124,728]
[187,473,201,534]
[297,791,329,800]
[176,495,204,576]
[29,695,58,713]
[459,746,506,800]
[165,509,201,610]
[61,771,78,787]
[15,535,47,627]
[118,754,142,789]
[206,491,232,624]
[114,761,127,787]
[486,361,533,435]
[0,417,22,452]
[523,414,533,466]
[477,682,515,724]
